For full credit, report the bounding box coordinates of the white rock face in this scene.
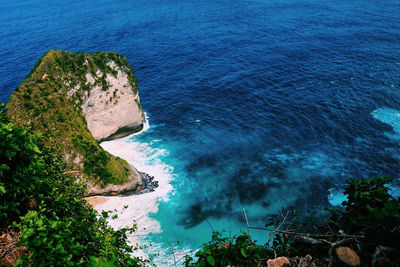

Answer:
[80,62,144,141]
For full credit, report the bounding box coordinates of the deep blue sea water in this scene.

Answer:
[1,0,400,265]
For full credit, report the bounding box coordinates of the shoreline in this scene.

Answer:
[88,117,174,262]
[85,171,159,197]
[83,172,159,204]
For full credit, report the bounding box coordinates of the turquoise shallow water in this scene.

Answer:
[1,0,400,265]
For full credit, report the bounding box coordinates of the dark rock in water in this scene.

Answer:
[126,172,159,195]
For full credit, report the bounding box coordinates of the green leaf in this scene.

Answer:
[206,255,215,266]
[195,251,204,256]
[240,247,248,258]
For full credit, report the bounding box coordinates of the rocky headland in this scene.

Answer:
[6,50,155,195]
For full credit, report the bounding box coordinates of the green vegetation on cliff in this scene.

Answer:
[0,108,143,266]
[6,51,141,186]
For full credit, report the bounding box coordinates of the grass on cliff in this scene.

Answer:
[6,50,140,186]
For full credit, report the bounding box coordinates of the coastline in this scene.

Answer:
[86,115,175,261]
[85,171,159,197]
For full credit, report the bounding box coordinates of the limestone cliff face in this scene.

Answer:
[80,62,144,141]
[7,51,145,194]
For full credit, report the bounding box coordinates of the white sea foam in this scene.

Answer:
[131,113,151,136]
[91,114,175,262]
[372,107,400,139]
[327,187,347,206]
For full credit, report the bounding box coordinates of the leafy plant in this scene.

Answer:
[185,232,271,267]
[331,177,400,248]
[0,112,144,266]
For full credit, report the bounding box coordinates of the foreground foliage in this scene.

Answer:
[185,177,400,266]
[184,232,268,267]
[336,177,400,248]
[0,107,143,266]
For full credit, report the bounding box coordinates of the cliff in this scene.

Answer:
[81,60,144,142]
[6,50,145,194]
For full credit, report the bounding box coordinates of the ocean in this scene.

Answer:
[1,0,400,265]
